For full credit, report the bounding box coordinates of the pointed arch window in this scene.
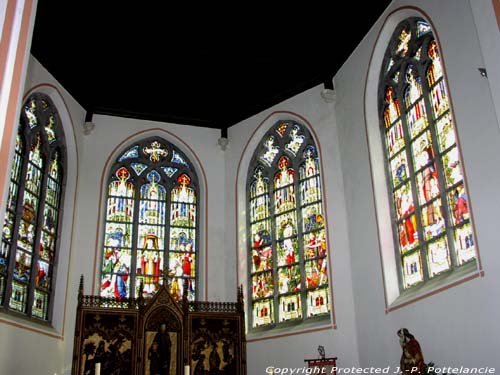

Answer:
[379,18,477,290]
[0,94,66,321]
[101,138,198,301]
[247,120,331,330]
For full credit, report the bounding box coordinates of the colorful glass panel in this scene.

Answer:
[380,18,477,292]
[402,252,423,288]
[45,115,56,143]
[171,150,189,168]
[247,120,331,329]
[435,113,456,152]
[307,288,329,317]
[102,139,198,301]
[161,166,178,178]
[386,120,405,158]
[395,28,411,56]
[427,237,451,277]
[118,146,139,162]
[143,141,168,163]
[131,162,148,175]
[1,94,65,321]
[253,299,274,326]
[260,136,279,167]
[278,294,302,322]
[285,125,305,156]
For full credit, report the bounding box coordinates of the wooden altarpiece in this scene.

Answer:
[71,276,247,375]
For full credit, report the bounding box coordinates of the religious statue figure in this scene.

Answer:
[397,328,427,375]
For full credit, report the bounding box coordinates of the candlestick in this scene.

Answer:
[184,364,190,375]
[95,362,101,375]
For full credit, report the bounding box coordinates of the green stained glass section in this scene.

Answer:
[435,113,456,152]
[9,280,28,312]
[390,151,408,188]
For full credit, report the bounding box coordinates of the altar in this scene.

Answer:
[71,276,246,375]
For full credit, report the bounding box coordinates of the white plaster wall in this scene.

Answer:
[75,114,226,301]
[338,0,500,369]
[227,85,360,374]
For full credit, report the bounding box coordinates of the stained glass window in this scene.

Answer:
[379,18,477,290]
[247,120,330,329]
[101,138,198,301]
[0,93,66,321]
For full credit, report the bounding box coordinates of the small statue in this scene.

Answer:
[317,345,325,359]
[397,328,427,374]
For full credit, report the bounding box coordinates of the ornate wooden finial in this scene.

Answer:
[237,284,244,311]
[77,274,84,305]
[78,274,84,295]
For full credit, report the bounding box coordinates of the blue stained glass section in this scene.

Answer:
[161,166,178,178]
[303,145,317,159]
[146,170,161,183]
[171,150,189,168]
[118,146,139,162]
[416,21,431,37]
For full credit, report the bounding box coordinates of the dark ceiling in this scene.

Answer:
[30,2,392,133]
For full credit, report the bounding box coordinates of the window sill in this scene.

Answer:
[386,260,482,312]
[247,314,332,342]
[0,309,61,338]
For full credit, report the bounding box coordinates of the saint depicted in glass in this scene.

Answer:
[247,120,331,329]
[0,94,66,321]
[101,138,198,301]
[379,18,477,290]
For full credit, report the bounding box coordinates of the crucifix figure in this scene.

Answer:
[143,141,168,163]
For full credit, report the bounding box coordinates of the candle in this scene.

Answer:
[95,362,101,375]
[184,364,190,375]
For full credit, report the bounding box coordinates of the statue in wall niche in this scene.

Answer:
[397,328,427,374]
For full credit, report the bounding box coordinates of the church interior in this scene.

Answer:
[0,1,500,374]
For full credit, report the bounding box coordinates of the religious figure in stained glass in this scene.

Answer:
[379,18,477,291]
[247,120,331,329]
[102,138,198,301]
[1,93,65,320]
